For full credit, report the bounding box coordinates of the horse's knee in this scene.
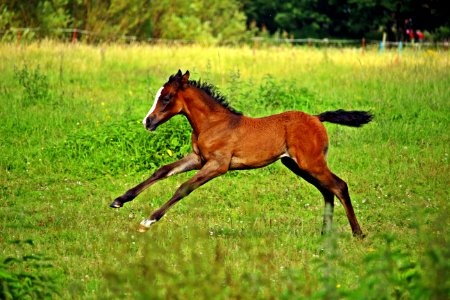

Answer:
[337,179,348,193]
[152,165,171,179]
[329,174,347,194]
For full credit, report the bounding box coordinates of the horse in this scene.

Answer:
[110,70,373,237]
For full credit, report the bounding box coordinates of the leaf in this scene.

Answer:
[3,257,21,265]
[0,270,15,280]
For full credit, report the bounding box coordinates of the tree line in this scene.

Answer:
[1,0,448,43]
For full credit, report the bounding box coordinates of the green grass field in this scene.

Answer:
[1,41,449,299]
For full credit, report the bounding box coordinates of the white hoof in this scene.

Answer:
[137,219,156,233]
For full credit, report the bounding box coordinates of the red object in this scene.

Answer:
[17,30,22,46]
[416,30,424,41]
[362,37,365,49]
[72,29,77,44]
[407,29,414,41]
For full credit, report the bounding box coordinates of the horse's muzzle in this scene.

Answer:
[144,116,158,131]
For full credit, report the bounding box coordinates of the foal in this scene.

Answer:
[111,70,372,237]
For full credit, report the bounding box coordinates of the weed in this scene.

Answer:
[0,240,60,299]
[14,65,51,106]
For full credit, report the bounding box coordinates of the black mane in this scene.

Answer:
[188,79,242,115]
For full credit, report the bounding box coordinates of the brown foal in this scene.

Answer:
[111,70,372,237]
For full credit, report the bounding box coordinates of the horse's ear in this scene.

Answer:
[169,69,183,83]
[181,70,190,86]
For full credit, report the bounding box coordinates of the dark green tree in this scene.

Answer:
[1,0,449,41]
[241,0,450,40]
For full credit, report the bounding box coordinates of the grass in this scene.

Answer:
[0,41,449,299]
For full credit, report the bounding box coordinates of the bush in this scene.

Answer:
[432,26,450,42]
[57,116,192,177]
[14,65,51,106]
[0,240,60,299]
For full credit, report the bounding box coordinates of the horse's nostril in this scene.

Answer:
[143,115,155,128]
[144,116,157,130]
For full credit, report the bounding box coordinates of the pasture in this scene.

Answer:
[0,42,449,299]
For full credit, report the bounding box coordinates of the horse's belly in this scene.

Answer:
[229,151,287,170]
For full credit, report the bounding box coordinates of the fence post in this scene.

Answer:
[379,33,387,53]
[17,30,22,46]
[362,37,365,51]
[72,28,77,44]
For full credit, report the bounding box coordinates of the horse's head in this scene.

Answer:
[143,69,190,131]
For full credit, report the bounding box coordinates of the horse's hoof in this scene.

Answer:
[109,199,123,208]
[137,219,156,233]
[354,231,366,239]
[137,224,150,233]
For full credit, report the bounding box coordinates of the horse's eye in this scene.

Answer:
[161,96,171,104]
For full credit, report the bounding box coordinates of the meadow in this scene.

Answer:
[0,41,449,299]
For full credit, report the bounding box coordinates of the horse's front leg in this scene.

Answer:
[110,153,202,208]
[138,160,228,232]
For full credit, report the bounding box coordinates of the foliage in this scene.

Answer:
[148,0,248,43]
[431,26,450,42]
[310,231,450,299]
[0,0,247,44]
[60,116,192,177]
[103,228,449,299]
[1,1,450,41]
[76,0,153,42]
[0,240,60,300]
[242,0,450,40]
[14,65,51,106]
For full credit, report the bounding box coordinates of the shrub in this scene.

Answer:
[0,240,60,299]
[14,65,51,106]
[57,116,192,176]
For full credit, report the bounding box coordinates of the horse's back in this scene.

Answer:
[260,111,329,163]
[237,110,327,146]
[226,111,327,170]
[248,110,326,138]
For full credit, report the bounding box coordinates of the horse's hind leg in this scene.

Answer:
[281,157,334,234]
[281,157,364,237]
[320,190,334,234]
[326,172,364,237]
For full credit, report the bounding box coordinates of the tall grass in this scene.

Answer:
[0,41,449,298]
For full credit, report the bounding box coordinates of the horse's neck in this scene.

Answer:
[183,90,232,134]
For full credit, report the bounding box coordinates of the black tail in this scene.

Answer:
[318,109,373,127]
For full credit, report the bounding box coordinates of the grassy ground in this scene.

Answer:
[0,41,449,299]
